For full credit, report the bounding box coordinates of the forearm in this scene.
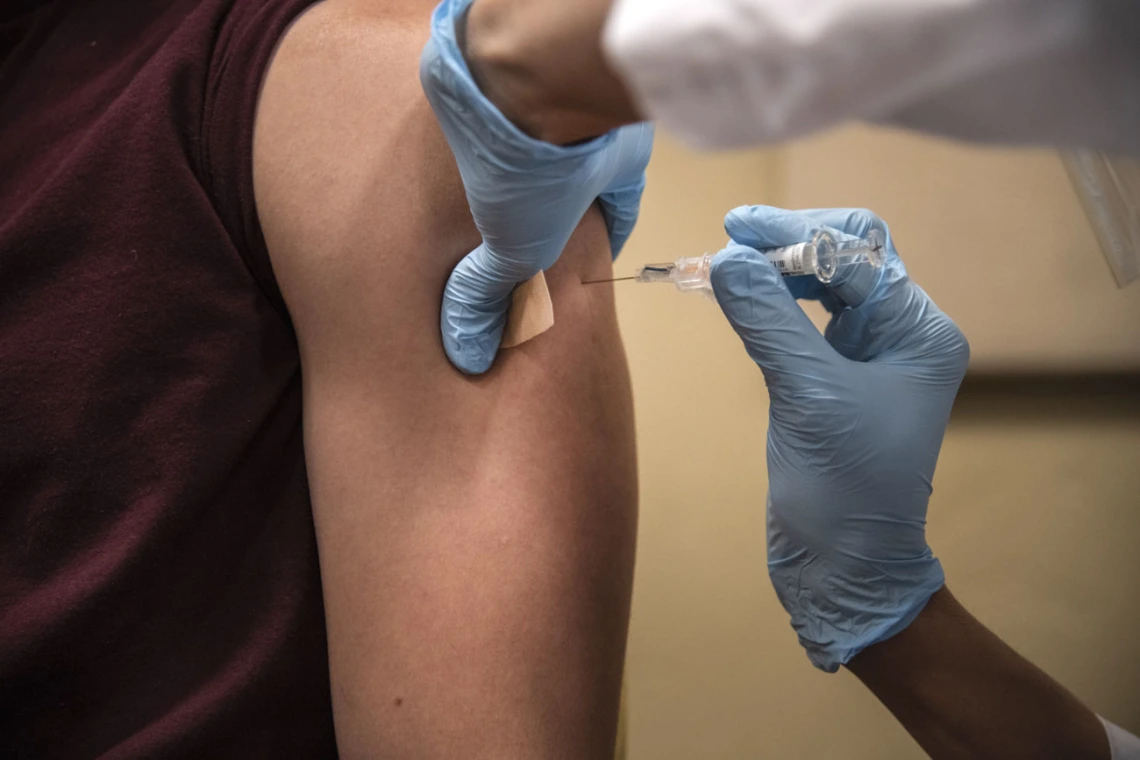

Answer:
[462,0,638,143]
[847,588,1110,760]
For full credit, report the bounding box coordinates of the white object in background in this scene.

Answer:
[1101,716,1140,760]
[1063,151,1140,288]
[603,0,1139,155]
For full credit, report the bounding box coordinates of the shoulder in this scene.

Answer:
[252,0,479,350]
[252,0,613,372]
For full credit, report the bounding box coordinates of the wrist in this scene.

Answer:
[846,588,1113,759]
[461,0,639,144]
[461,0,543,138]
[770,551,945,672]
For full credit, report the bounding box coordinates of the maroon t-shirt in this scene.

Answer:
[0,0,338,756]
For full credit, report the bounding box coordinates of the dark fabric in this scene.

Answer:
[0,0,337,757]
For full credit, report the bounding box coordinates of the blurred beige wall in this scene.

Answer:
[617,130,1140,759]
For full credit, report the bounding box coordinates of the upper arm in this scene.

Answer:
[252,2,637,757]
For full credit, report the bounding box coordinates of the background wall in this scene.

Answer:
[616,129,1140,759]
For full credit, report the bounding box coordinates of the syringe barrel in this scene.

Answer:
[764,229,885,283]
[763,231,833,279]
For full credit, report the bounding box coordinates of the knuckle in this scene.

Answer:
[949,327,971,367]
[851,207,889,237]
[932,316,971,370]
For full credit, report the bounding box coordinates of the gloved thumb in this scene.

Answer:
[440,243,524,374]
[597,176,645,260]
[710,245,838,380]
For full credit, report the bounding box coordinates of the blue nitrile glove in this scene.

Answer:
[709,206,970,672]
[420,0,654,374]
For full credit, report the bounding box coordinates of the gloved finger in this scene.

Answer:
[783,274,846,314]
[821,252,969,368]
[602,122,655,188]
[786,209,934,362]
[597,174,646,260]
[440,243,528,374]
[724,207,867,313]
[710,244,838,381]
[832,276,970,371]
[595,124,653,257]
[793,208,880,240]
[822,305,873,361]
[794,207,906,310]
[794,208,904,289]
[734,245,863,319]
[723,205,821,250]
[723,206,905,362]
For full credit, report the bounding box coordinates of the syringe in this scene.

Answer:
[592,230,885,296]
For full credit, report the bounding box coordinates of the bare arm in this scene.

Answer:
[252,2,636,756]
[847,588,1111,760]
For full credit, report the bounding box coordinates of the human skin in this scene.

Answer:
[848,588,1110,759]
[460,0,637,144]
[253,1,638,756]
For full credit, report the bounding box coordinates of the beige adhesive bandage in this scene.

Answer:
[500,271,554,348]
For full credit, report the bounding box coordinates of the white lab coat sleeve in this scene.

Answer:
[1103,716,1140,760]
[601,0,1140,155]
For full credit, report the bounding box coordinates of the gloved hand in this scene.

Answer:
[420,0,654,374]
[709,206,970,672]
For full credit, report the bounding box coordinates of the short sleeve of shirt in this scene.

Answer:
[200,0,317,319]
